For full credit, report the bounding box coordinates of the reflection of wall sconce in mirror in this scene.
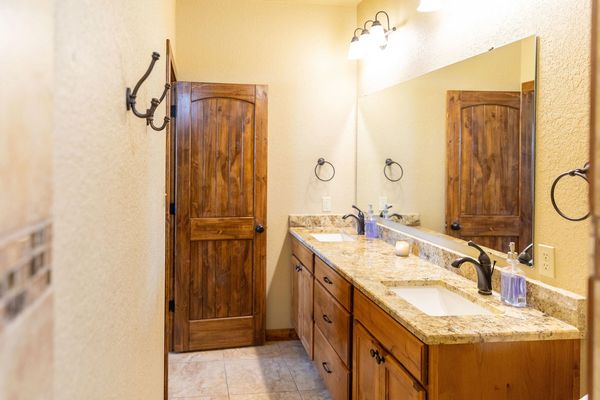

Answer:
[126,52,171,132]
[348,11,397,60]
[314,158,335,182]
[384,158,404,182]
[550,162,590,221]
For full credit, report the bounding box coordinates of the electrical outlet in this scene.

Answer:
[378,196,388,211]
[322,196,332,212]
[538,244,555,278]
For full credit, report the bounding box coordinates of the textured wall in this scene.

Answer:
[176,0,357,329]
[53,0,175,398]
[357,0,591,295]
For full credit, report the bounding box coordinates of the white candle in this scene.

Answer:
[395,241,410,257]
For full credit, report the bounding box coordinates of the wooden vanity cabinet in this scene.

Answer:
[291,238,314,359]
[290,236,353,400]
[353,287,581,400]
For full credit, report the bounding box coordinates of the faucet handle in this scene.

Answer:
[351,205,364,217]
[467,241,491,266]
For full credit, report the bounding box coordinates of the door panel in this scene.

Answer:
[174,82,267,352]
[383,351,426,400]
[446,89,533,252]
[353,322,382,400]
[300,266,314,359]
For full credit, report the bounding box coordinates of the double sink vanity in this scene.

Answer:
[289,219,583,400]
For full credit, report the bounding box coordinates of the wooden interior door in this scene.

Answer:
[446,88,534,252]
[173,82,267,352]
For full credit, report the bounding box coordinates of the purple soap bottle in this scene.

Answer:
[500,242,527,307]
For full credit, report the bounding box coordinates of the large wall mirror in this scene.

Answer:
[357,36,537,259]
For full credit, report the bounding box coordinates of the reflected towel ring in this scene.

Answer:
[315,158,335,182]
[550,162,590,222]
[384,158,404,182]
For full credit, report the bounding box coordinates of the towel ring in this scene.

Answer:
[314,158,335,182]
[384,158,404,182]
[550,162,590,222]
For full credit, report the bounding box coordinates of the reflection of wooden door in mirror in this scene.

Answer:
[173,82,267,352]
[446,86,534,253]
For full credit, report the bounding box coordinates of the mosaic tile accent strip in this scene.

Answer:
[0,221,52,330]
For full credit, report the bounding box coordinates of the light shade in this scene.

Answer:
[358,30,372,53]
[347,36,362,60]
[417,0,443,12]
[370,21,387,47]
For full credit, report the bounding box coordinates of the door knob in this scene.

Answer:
[255,224,265,233]
[450,222,461,231]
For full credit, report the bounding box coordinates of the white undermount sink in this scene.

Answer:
[389,285,492,317]
[310,233,355,242]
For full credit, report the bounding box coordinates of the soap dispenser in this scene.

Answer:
[365,204,379,239]
[500,242,527,307]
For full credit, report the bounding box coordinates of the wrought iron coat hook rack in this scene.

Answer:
[126,52,170,131]
[550,161,590,222]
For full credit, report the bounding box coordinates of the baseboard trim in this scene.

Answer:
[266,328,298,341]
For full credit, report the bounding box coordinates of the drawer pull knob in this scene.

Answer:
[370,349,385,364]
[323,276,333,285]
[322,362,333,374]
[295,265,302,272]
[322,314,332,323]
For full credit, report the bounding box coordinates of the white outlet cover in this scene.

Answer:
[538,244,555,278]
[322,196,332,212]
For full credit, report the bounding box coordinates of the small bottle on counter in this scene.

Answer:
[500,242,527,307]
[365,204,379,239]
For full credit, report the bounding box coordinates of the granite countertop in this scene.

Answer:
[289,227,582,345]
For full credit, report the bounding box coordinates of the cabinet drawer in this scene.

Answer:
[314,256,351,310]
[292,237,314,273]
[314,281,351,366]
[354,289,427,385]
[314,325,350,400]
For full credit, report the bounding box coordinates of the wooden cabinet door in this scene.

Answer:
[299,265,314,359]
[446,89,533,252]
[353,322,382,400]
[173,82,268,352]
[382,351,426,400]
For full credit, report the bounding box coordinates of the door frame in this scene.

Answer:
[164,38,177,400]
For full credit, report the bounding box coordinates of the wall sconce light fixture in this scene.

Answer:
[417,0,443,13]
[348,11,396,60]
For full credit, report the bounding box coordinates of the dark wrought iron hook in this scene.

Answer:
[127,52,160,117]
[125,52,171,132]
[148,116,170,132]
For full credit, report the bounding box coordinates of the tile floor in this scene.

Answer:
[168,340,332,400]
